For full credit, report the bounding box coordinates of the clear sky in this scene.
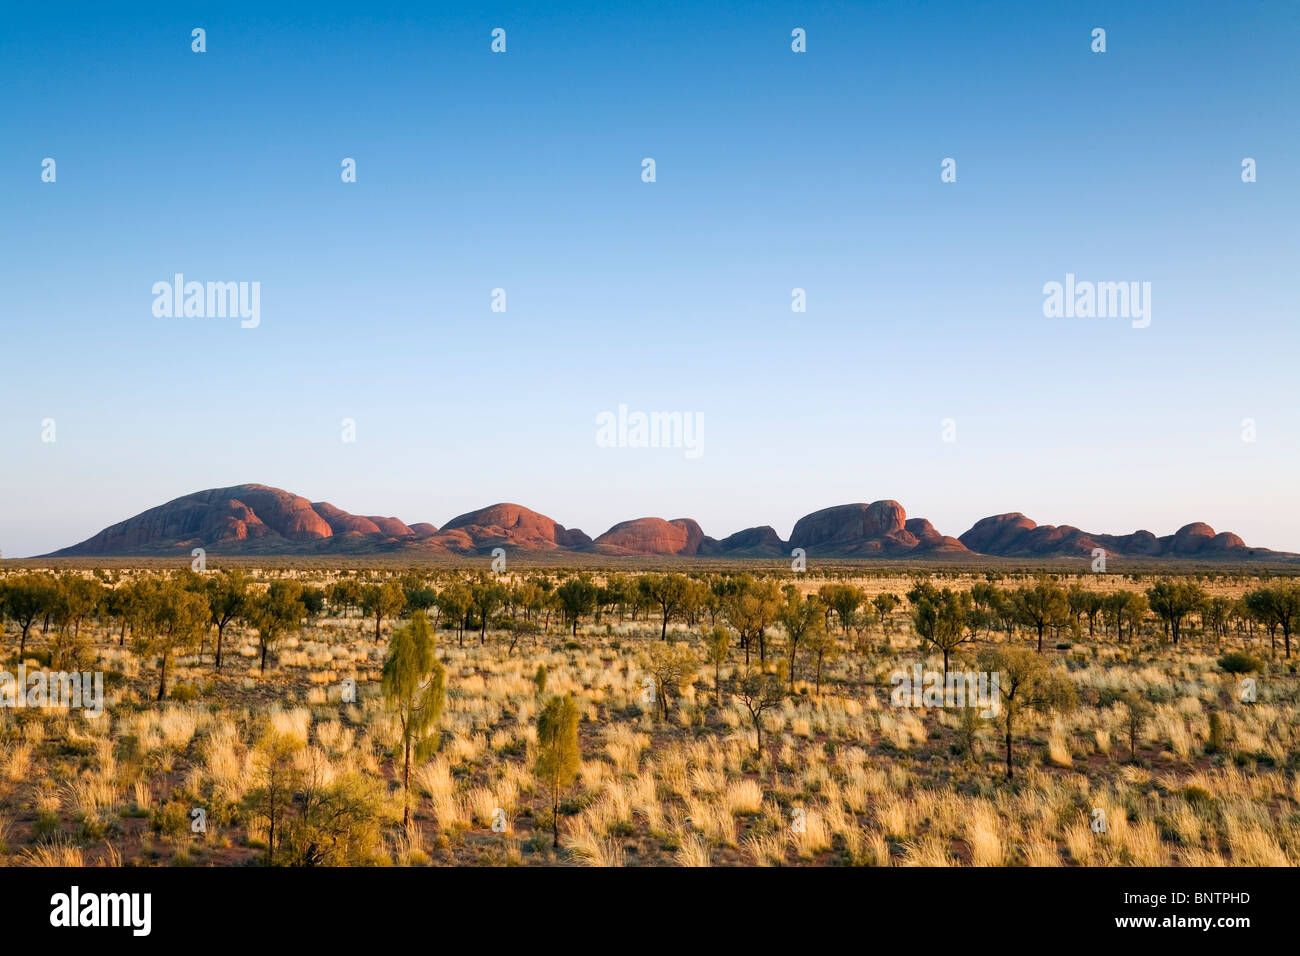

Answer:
[2,1,1297,558]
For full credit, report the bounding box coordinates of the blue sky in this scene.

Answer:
[2,1,1297,557]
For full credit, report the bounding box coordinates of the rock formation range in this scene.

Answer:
[41,483,1290,562]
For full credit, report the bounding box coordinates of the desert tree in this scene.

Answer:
[911,587,968,681]
[969,582,1001,636]
[804,627,839,696]
[535,693,581,848]
[1201,596,1233,647]
[645,641,697,722]
[1244,584,1299,658]
[1120,690,1154,763]
[991,589,1019,640]
[362,580,406,643]
[1146,580,1205,646]
[977,645,1076,779]
[381,611,446,829]
[1066,582,1091,635]
[469,574,508,643]
[205,568,248,670]
[818,583,863,637]
[733,664,788,754]
[280,757,384,866]
[680,577,711,627]
[50,575,102,670]
[723,576,780,666]
[245,728,304,866]
[871,592,901,632]
[1082,591,1105,639]
[705,625,731,706]
[556,576,598,637]
[777,587,824,689]
[133,581,208,701]
[58,573,101,643]
[329,578,364,618]
[401,577,438,617]
[299,585,327,619]
[1014,577,1070,653]
[1110,590,1148,643]
[437,581,473,645]
[639,573,691,640]
[905,578,941,608]
[101,585,133,646]
[3,573,51,656]
[247,580,306,674]
[514,580,545,625]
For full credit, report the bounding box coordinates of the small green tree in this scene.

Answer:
[535,694,581,848]
[1014,577,1070,653]
[777,588,824,689]
[247,580,306,674]
[872,592,901,632]
[911,588,968,681]
[818,583,863,637]
[1121,690,1154,763]
[133,581,208,701]
[362,580,406,643]
[469,574,508,644]
[723,577,781,666]
[804,628,839,696]
[1243,585,1299,658]
[244,729,304,866]
[1146,580,1206,646]
[978,645,1076,778]
[437,581,472,645]
[705,625,731,706]
[733,665,787,754]
[646,642,697,722]
[556,577,598,637]
[639,573,691,640]
[2,574,51,656]
[329,578,364,618]
[381,612,446,829]
[206,569,247,670]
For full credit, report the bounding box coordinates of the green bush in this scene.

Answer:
[1217,652,1263,675]
[150,799,190,838]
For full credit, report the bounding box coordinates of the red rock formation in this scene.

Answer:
[701,526,786,557]
[365,516,415,537]
[594,518,708,556]
[959,514,1255,559]
[787,501,964,556]
[433,503,592,553]
[53,484,334,555]
[44,484,1282,561]
[311,502,382,536]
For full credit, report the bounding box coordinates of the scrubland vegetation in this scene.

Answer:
[0,565,1297,866]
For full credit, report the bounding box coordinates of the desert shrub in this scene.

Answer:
[1218,652,1263,675]
[151,799,190,838]
[170,683,200,703]
[32,810,61,841]
[1207,712,1225,753]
